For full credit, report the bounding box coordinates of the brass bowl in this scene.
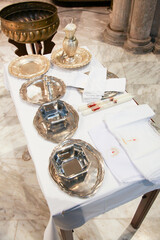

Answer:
[0,1,59,43]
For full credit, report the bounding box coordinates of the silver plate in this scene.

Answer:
[9,54,50,79]
[19,75,66,105]
[49,139,105,198]
[33,100,79,143]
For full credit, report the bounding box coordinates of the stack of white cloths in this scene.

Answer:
[83,66,126,102]
[89,104,160,184]
[83,65,107,102]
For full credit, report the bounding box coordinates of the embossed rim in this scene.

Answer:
[19,76,66,105]
[49,139,105,198]
[8,54,50,79]
[33,100,79,143]
[51,48,92,69]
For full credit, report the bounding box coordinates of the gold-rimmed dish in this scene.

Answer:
[51,47,92,69]
[9,54,50,79]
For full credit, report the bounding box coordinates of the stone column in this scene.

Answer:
[154,26,160,54]
[103,0,132,46]
[124,0,157,54]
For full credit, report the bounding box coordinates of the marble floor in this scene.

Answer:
[0,1,160,240]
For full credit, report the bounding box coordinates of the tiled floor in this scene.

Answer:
[0,1,160,240]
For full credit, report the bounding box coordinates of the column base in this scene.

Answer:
[124,37,154,54]
[153,39,160,54]
[103,24,127,47]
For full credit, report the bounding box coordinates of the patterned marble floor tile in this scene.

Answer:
[0,161,49,221]
[0,116,27,159]
[0,220,17,240]
[15,220,48,240]
[77,9,110,41]
[88,41,125,63]
[119,218,160,240]
[0,88,17,117]
[120,51,158,63]
[122,62,160,85]
[74,218,130,240]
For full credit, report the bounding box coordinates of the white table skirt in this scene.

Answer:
[4,56,160,240]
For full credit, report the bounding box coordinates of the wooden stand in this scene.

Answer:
[8,33,56,56]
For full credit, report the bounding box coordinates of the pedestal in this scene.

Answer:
[124,0,157,54]
[103,0,132,46]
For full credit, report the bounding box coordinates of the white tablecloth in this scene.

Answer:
[4,55,160,240]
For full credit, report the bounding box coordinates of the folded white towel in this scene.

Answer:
[104,104,160,184]
[27,85,42,98]
[104,78,126,92]
[83,66,107,102]
[89,122,143,183]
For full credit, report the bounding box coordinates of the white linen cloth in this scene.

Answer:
[89,122,144,183]
[104,104,160,184]
[4,53,160,240]
[104,78,126,92]
[27,85,42,98]
[83,65,107,102]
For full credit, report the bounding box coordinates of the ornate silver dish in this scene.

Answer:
[20,75,66,104]
[49,139,105,198]
[51,48,92,69]
[9,55,50,79]
[0,1,59,43]
[33,100,79,143]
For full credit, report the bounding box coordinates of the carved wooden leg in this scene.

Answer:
[60,229,74,240]
[30,43,36,54]
[35,41,42,54]
[8,38,28,56]
[43,33,55,55]
[131,189,159,229]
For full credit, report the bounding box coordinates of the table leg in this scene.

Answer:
[131,189,159,229]
[60,229,74,240]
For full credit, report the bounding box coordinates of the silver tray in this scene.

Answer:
[33,100,79,143]
[9,54,50,79]
[51,48,92,69]
[49,139,105,198]
[20,75,66,105]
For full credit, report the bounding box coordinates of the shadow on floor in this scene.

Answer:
[117,224,137,240]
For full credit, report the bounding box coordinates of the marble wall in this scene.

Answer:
[0,1,160,239]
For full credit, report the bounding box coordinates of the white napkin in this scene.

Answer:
[83,66,107,102]
[27,85,42,98]
[89,122,143,183]
[104,78,126,92]
[104,104,160,184]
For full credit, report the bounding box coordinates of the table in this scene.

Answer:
[4,55,160,240]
